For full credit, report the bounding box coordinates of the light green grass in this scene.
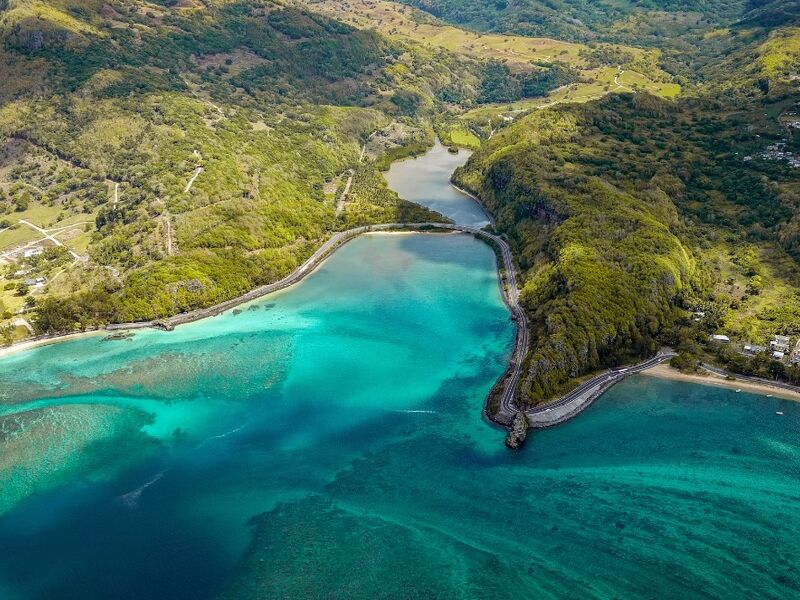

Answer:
[446,124,480,149]
[0,225,39,251]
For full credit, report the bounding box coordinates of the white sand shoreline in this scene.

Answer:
[0,330,107,360]
[642,363,800,403]
[0,228,477,362]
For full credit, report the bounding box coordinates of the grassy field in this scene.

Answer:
[0,225,40,252]
[305,0,673,81]
[304,0,681,141]
[307,0,584,69]
[460,65,681,133]
[437,122,481,149]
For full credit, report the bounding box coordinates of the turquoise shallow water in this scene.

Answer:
[1,139,800,598]
[0,232,798,599]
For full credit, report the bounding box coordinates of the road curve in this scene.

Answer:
[106,222,530,424]
[420,224,528,427]
[523,350,677,428]
[4,218,675,437]
[4,221,530,411]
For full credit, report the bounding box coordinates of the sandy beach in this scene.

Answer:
[0,330,106,360]
[642,363,800,402]
[0,227,485,363]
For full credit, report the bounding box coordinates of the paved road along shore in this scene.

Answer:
[98,222,531,427]
[700,363,800,396]
[4,220,682,437]
[4,222,529,428]
[524,351,677,428]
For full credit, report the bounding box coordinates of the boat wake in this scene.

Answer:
[195,421,251,449]
[394,409,437,414]
[119,471,166,508]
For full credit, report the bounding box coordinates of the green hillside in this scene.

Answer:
[1,0,798,398]
[0,0,488,333]
[394,0,745,44]
[456,85,800,403]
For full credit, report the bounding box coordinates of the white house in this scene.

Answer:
[711,334,730,343]
[771,335,791,353]
[742,344,766,356]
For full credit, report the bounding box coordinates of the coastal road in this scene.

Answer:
[417,223,528,424]
[11,217,671,434]
[104,223,481,329]
[104,222,531,418]
[524,350,677,428]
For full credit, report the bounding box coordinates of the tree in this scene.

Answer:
[390,89,422,115]
[746,274,763,295]
[14,191,30,212]
[0,325,13,347]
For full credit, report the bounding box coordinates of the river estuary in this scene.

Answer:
[0,145,798,598]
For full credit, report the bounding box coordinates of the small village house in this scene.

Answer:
[742,344,766,356]
[770,335,791,353]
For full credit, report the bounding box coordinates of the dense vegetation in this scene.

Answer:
[1,0,798,403]
[0,0,492,333]
[456,37,799,403]
[478,61,580,103]
[395,0,744,44]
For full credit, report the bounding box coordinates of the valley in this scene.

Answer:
[0,137,798,599]
[0,0,798,418]
[0,1,799,594]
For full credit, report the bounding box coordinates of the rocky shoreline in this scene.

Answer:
[504,411,529,449]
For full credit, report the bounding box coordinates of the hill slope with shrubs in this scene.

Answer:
[0,0,488,333]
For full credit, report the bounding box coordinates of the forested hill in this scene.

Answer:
[0,0,486,334]
[742,0,800,27]
[396,0,746,44]
[3,0,390,104]
[454,2,800,403]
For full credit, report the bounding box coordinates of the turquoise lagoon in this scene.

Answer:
[0,232,798,599]
[0,141,798,599]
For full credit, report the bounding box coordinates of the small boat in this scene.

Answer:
[735,388,742,393]
[766,394,773,398]
[776,411,784,416]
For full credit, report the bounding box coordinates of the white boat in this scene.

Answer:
[776,411,784,416]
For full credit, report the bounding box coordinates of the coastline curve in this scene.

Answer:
[0,223,531,431]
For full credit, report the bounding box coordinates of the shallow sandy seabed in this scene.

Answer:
[642,363,800,402]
